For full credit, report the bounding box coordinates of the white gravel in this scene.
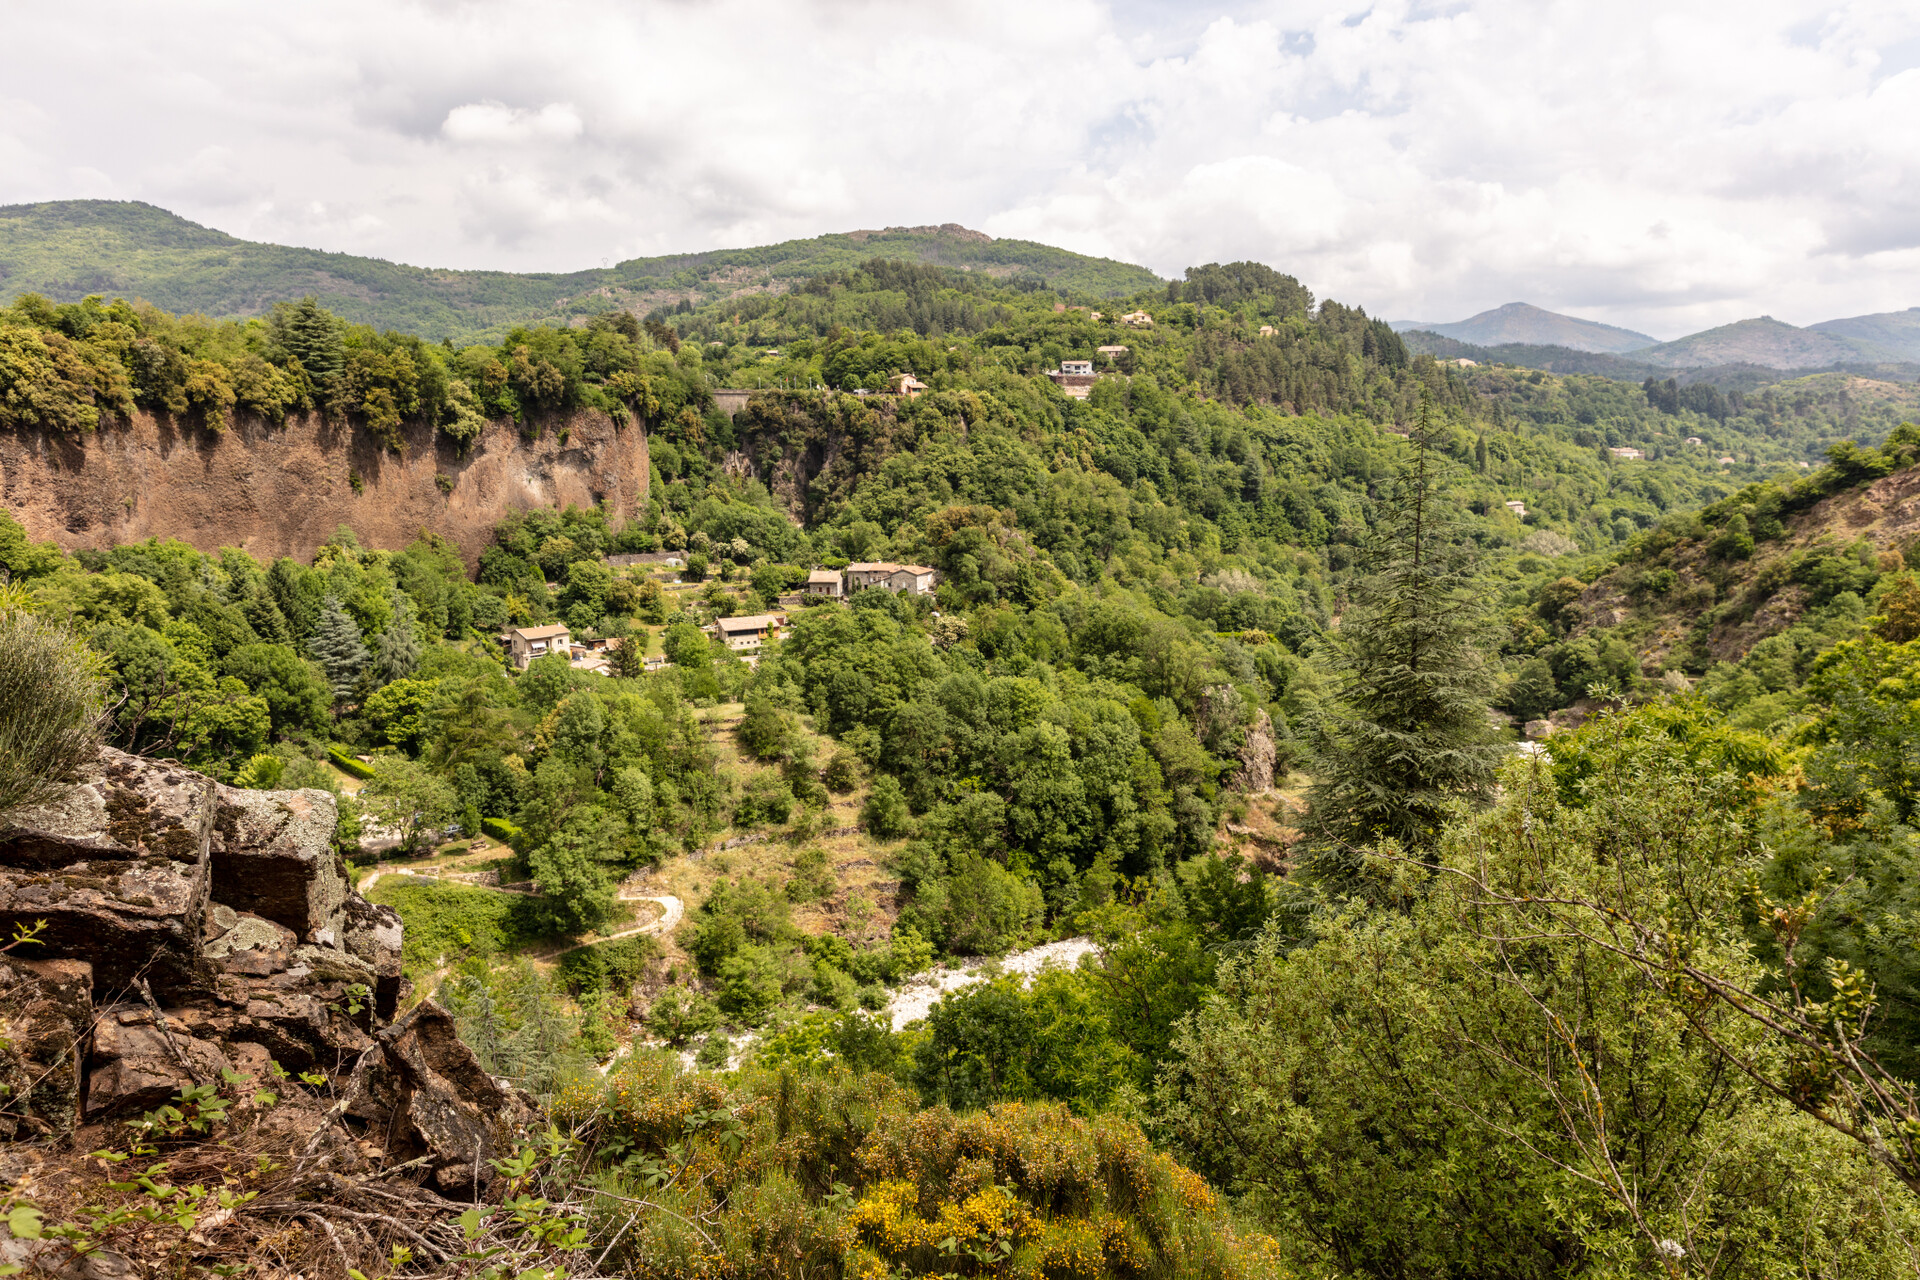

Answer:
[884,936,1100,1030]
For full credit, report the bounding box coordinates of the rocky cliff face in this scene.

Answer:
[0,748,528,1199]
[0,409,648,567]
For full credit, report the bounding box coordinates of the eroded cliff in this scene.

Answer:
[0,409,648,565]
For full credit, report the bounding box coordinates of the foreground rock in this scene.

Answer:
[0,748,499,1153]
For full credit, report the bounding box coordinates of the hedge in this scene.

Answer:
[329,746,375,779]
[483,816,524,845]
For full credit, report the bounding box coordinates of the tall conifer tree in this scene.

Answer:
[372,589,421,685]
[1304,396,1501,888]
[308,594,368,702]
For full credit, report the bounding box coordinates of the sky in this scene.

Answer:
[3,0,1918,339]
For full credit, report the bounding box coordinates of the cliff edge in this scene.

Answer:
[0,409,648,566]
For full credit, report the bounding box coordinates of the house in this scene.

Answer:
[714,613,786,651]
[1120,311,1154,327]
[1505,500,1528,517]
[1608,447,1645,460]
[504,623,570,669]
[1088,312,1103,322]
[644,653,670,672]
[1258,325,1277,337]
[804,568,845,599]
[891,373,927,397]
[1450,358,1478,368]
[1096,345,1129,359]
[1685,437,1703,446]
[1718,456,1735,466]
[845,562,937,595]
[1048,359,1098,399]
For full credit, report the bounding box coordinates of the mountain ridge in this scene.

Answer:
[1391,301,1660,353]
[0,200,1163,342]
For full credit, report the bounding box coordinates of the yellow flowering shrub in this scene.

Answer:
[564,1053,1281,1280]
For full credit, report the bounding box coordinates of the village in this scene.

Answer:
[499,558,939,675]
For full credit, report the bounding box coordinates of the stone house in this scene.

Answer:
[845,562,937,595]
[804,568,845,598]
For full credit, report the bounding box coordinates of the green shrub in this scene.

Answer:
[328,745,375,779]
[482,815,524,845]
[0,605,105,819]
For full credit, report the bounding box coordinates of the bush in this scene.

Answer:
[860,774,913,839]
[822,750,862,793]
[646,987,720,1046]
[482,815,524,845]
[0,605,104,819]
[559,1060,1271,1280]
[328,745,376,779]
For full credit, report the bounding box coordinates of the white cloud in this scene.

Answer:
[0,0,1915,336]
[441,102,585,146]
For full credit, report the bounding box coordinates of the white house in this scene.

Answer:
[714,613,787,651]
[505,623,570,669]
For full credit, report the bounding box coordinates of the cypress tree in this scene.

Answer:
[1304,397,1502,889]
[308,595,368,702]
[372,589,420,685]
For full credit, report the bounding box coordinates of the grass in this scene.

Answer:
[365,879,558,976]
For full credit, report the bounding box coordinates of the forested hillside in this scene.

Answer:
[0,200,1161,342]
[8,257,1920,1276]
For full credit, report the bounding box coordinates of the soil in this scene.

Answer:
[1,407,648,566]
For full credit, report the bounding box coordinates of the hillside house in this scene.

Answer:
[1685,437,1703,446]
[714,613,786,651]
[1096,345,1129,359]
[505,623,570,669]
[1450,358,1478,368]
[1258,325,1277,337]
[1048,359,1098,399]
[891,373,927,397]
[1120,311,1154,327]
[804,568,845,599]
[1505,500,1528,517]
[1608,447,1645,460]
[846,562,937,595]
[1718,456,1735,466]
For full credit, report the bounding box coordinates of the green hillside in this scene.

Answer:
[0,200,1162,343]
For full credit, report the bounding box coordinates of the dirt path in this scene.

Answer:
[360,859,684,998]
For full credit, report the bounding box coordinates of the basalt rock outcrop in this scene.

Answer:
[0,748,526,1190]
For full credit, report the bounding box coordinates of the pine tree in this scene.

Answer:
[308,595,368,702]
[1475,433,1488,475]
[372,589,420,685]
[1304,397,1502,889]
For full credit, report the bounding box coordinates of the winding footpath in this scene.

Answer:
[357,855,683,997]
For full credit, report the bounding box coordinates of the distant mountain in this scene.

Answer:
[1807,307,1920,362]
[0,200,1163,342]
[1633,317,1872,370]
[1390,302,1658,354]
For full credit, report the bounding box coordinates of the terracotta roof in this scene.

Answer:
[510,624,571,641]
[806,569,843,584]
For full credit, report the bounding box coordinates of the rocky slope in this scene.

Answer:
[1569,461,1920,670]
[0,748,529,1199]
[0,408,647,566]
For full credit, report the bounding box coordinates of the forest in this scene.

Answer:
[6,262,1920,1276]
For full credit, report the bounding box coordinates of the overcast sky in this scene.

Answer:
[4,0,1917,338]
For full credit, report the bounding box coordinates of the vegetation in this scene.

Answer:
[11,248,1920,1273]
[0,588,104,816]
[0,201,1161,342]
